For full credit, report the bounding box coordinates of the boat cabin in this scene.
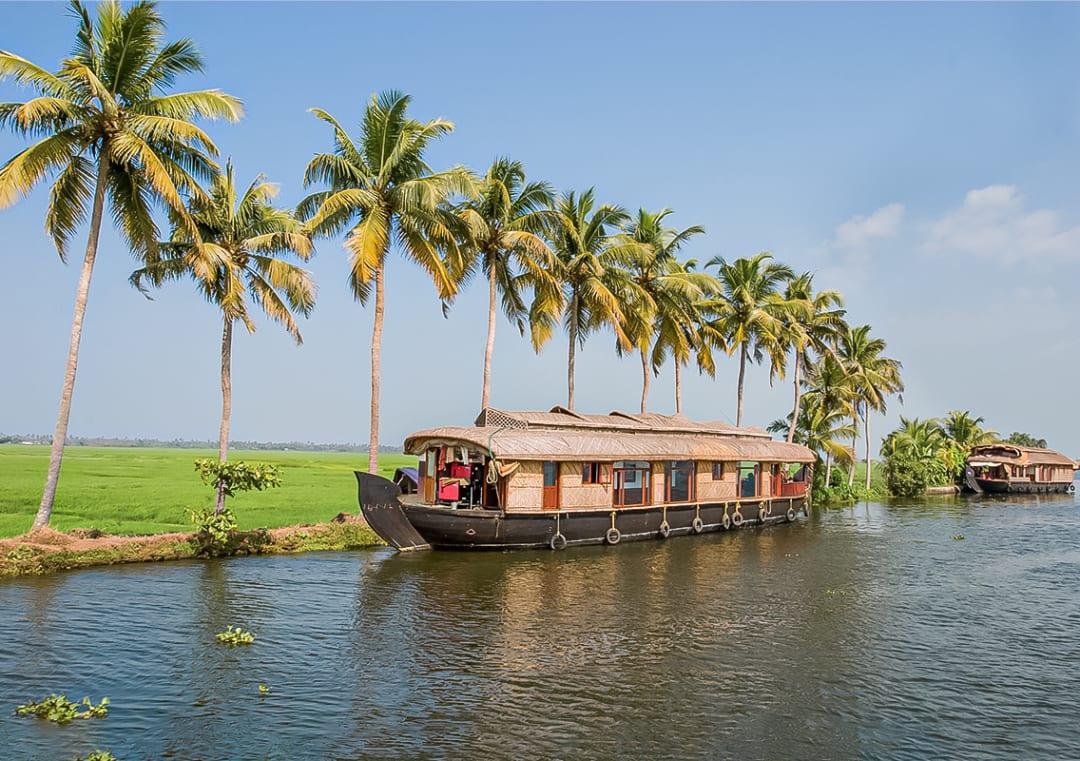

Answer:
[968,444,1079,494]
[403,407,815,513]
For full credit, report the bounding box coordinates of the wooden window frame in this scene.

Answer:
[612,461,652,507]
[711,462,725,481]
[582,462,603,485]
[542,461,560,510]
[665,460,695,503]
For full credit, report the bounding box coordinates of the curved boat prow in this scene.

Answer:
[355,472,430,551]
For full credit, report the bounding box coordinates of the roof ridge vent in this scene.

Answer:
[475,408,529,429]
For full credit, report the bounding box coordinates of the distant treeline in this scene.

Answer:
[0,434,401,454]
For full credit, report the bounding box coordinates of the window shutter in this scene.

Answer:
[600,463,612,485]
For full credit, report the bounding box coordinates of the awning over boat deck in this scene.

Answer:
[404,426,815,463]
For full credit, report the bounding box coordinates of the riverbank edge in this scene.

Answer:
[0,516,384,578]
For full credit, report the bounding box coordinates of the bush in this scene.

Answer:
[194,459,281,499]
[188,507,238,554]
[882,449,945,497]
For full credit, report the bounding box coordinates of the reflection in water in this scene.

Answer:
[2,495,1080,759]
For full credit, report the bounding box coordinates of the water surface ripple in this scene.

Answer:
[2,494,1079,759]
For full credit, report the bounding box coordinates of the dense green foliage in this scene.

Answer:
[15,695,109,724]
[879,411,999,497]
[1005,432,1048,448]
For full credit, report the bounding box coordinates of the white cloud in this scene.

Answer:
[833,202,905,249]
[925,184,1080,262]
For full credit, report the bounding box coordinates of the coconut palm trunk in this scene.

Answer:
[674,360,682,414]
[735,343,748,427]
[215,317,234,513]
[864,412,872,491]
[32,154,111,531]
[824,452,833,488]
[787,352,802,444]
[566,296,578,410]
[639,348,650,414]
[849,410,859,487]
[480,255,496,410]
[368,265,384,474]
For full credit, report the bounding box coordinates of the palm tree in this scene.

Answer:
[703,252,795,427]
[612,208,709,413]
[839,324,904,489]
[299,90,473,473]
[942,410,997,450]
[0,0,242,530]
[131,161,314,511]
[454,157,559,410]
[779,273,846,443]
[800,355,858,486]
[531,189,635,410]
[769,395,856,481]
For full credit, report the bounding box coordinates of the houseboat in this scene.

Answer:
[966,444,1078,494]
[355,406,815,551]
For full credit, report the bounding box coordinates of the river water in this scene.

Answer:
[2,493,1079,760]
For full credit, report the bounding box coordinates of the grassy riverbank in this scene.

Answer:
[0,444,415,538]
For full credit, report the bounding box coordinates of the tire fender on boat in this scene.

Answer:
[786,506,796,522]
[605,527,621,545]
[732,510,744,528]
[692,517,704,534]
[550,533,567,551]
[721,511,732,530]
[658,521,671,539]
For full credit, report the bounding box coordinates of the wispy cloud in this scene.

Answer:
[833,202,905,249]
[924,184,1080,262]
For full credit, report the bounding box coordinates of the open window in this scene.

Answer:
[613,461,651,507]
[738,461,759,498]
[665,460,695,502]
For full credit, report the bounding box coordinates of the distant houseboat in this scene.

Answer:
[355,407,815,551]
[966,444,1078,494]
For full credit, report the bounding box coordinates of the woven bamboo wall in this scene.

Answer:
[558,464,611,509]
[507,461,544,510]
[695,461,737,501]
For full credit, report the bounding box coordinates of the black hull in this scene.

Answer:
[357,470,807,551]
[975,478,1074,495]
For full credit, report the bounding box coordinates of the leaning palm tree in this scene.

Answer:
[839,324,904,489]
[131,162,314,511]
[454,157,559,410]
[531,189,635,410]
[702,252,795,427]
[0,0,242,530]
[299,90,473,473]
[778,273,846,443]
[612,208,710,413]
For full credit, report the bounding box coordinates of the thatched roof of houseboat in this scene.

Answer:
[403,407,815,463]
[968,444,1078,468]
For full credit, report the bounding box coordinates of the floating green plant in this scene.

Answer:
[952,534,965,541]
[216,625,255,646]
[78,752,117,761]
[258,683,271,695]
[15,695,109,724]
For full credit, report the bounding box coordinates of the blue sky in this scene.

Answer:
[2,2,1080,454]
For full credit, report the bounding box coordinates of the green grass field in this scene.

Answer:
[0,445,416,538]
